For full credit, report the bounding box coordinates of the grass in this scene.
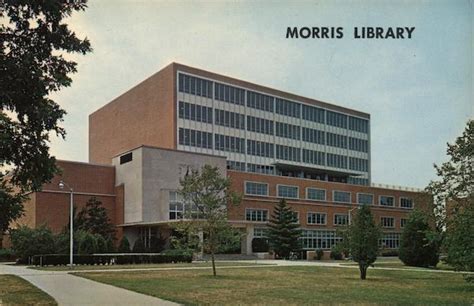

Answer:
[31,260,268,271]
[76,265,474,305]
[0,275,56,305]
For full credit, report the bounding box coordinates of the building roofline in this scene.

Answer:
[56,159,115,168]
[112,145,228,160]
[171,62,370,119]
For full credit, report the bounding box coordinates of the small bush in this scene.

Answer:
[330,245,343,260]
[10,225,56,263]
[381,249,399,257]
[95,235,108,253]
[315,249,324,260]
[118,237,131,253]
[0,249,15,262]
[78,232,97,255]
[252,238,269,253]
[132,239,146,253]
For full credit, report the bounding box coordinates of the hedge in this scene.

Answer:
[31,253,193,267]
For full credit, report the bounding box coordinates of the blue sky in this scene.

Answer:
[50,0,473,189]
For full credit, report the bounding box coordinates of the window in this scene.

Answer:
[334,214,349,225]
[333,191,351,203]
[327,153,347,169]
[276,145,301,162]
[301,230,341,249]
[253,228,268,237]
[381,217,395,228]
[379,196,395,207]
[214,109,245,129]
[380,233,400,249]
[306,188,326,201]
[302,149,326,166]
[302,104,325,123]
[348,116,369,134]
[178,73,213,98]
[357,193,373,205]
[307,212,327,225]
[302,127,325,145]
[275,98,300,118]
[277,185,299,199]
[215,134,245,153]
[348,177,369,186]
[214,82,245,105]
[119,152,132,164]
[247,91,274,112]
[247,163,274,175]
[247,116,274,135]
[245,182,268,196]
[349,157,369,172]
[400,197,414,209]
[178,128,213,149]
[138,227,158,249]
[401,218,408,228]
[178,101,213,123]
[168,191,201,220]
[246,209,268,222]
[327,132,347,149]
[226,160,245,172]
[349,137,369,153]
[247,140,274,158]
[275,122,300,140]
[326,111,347,129]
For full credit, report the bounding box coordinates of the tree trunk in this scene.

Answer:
[359,263,367,280]
[211,250,216,277]
[0,232,3,249]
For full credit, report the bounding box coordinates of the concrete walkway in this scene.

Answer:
[0,263,178,306]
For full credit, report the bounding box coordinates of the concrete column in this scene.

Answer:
[197,229,204,260]
[244,225,254,255]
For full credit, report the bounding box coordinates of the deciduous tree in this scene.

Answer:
[179,165,241,276]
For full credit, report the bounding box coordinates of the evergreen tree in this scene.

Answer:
[118,237,131,253]
[267,199,301,259]
[75,197,115,240]
[95,235,108,254]
[348,205,381,280]
[399,210,439,267]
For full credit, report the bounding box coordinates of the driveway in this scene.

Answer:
[0,263,178,306]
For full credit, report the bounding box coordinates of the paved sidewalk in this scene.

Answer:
[0,263,178,306]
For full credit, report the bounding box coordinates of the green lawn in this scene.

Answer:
[340,258,456,271]
[76,265,474,305]
[32,261,268,271]
[0,275,56,305]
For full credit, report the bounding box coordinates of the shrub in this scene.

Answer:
[10,225,56,263]
[95,235,108,253]
[0,249,15,262]
[148,236,166,253]
[105,238,115,253]
[252,238,269,253]
[315,249,324,260]
[381,249,399,257]
[162,248,194,257]
[330,245,343,260]
[78,232,97,255]
[118,237,131,253]
[132,239,146,253]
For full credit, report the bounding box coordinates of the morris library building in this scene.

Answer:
[10,63,429,255]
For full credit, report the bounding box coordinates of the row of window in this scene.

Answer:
[302,149,326,166]
[246,208,408,230]
[179,101,367,151]
[327,153,347,169]
[178,128,213,149]
[244,182,414,208]
[178,73,369,133]
[178,74,213,98]
[215,134,245,154]
[178,101,213,123]
[246,163,275,175]
[226,160,246,172]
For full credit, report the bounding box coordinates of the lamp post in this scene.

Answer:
[59,180,73,268]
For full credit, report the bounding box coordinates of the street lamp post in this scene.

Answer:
[59,180,73,268]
